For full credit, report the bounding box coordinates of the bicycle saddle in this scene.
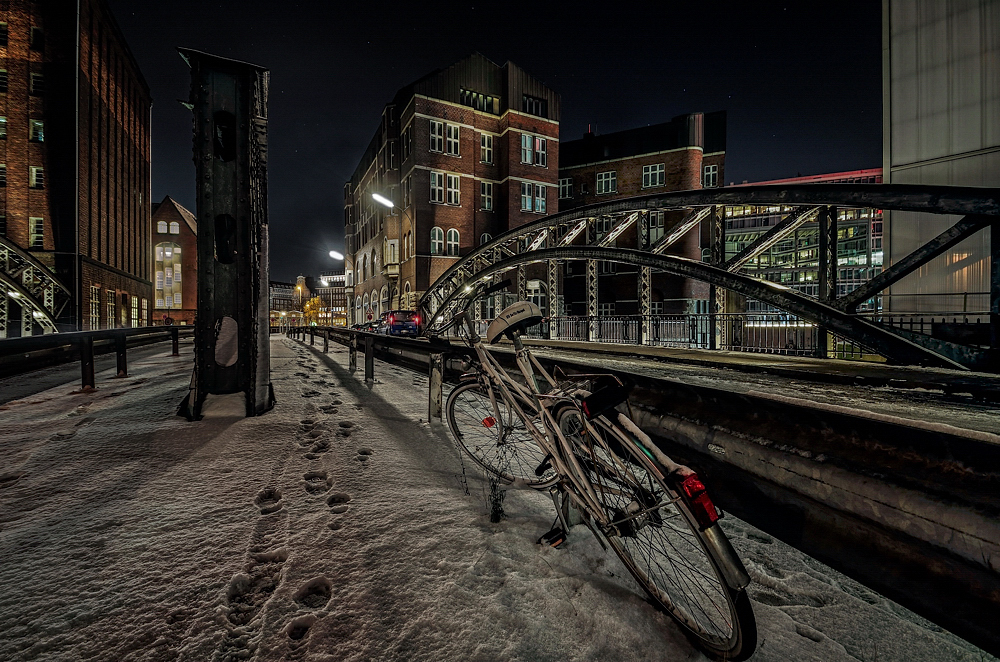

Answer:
[486,301,543,344]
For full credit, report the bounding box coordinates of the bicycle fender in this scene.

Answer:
[702,524,752,590]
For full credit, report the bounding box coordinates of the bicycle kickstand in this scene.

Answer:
[537,488,571,548]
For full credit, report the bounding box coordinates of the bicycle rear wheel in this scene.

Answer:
[446,380,557,488]
[557,408,756,661]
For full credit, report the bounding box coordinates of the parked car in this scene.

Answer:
[378,310,421,337]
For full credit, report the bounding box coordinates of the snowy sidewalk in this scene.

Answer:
[0,336,991,661]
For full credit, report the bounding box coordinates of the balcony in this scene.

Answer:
[382,261,399,277]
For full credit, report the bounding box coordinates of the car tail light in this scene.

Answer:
[482,416,496,428]
[413,315,420,324]
[679,473,720,530]
[389,315,394,324]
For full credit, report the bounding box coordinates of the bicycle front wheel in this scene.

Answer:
[557,408,756,661]
[446,380,557,488]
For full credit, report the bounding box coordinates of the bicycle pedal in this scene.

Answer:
[537,526,567,548]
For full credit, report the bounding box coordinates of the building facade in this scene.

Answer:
[882,0,999,313]
[151,196,196,325]
[0,0,152,335]
[728,169,884,312]
[343,53,560,324]
[557,113,726,316]
[315,267,347,326]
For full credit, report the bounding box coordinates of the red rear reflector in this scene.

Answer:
[482,417,497,428]
[679,474,719,530]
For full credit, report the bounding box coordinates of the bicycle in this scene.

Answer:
[436,280,758,661]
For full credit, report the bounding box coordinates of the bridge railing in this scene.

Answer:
[0,326,193,387]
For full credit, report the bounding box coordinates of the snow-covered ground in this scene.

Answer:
[0,336,993,661]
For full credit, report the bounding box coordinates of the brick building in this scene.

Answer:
[343,53,560,324]
[0,0,151,334]
[151,196,196,325]
[557,113,726,315]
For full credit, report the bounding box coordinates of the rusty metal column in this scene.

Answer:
[638,211,651,345]
[708,206,726,350]
[80,336,95,390]
[516,265,527,303]
[547,259,560,339]
[364,336,374,382]
[349,334,357,372]
[115,332,128,377]
[428,353,443,420]
[586,259,598,342]
[817,206,838,358]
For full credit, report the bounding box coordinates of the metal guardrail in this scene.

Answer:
[0,326,193,387]
[286,324,1000,656]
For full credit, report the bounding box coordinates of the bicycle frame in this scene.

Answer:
[451,308,676,530]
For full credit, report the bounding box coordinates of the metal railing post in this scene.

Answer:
[323,330,329,353]
[349,334,357,372]
[310,328,315,346]
[115,332,128,377]
[429,353,443,420]
[364,336,374,382]
[171,328,180,356]
[80,336,95,390]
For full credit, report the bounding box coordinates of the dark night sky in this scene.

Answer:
[105,1,883,282]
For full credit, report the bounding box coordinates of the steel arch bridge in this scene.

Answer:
[0,236,71,337]
[418,184,1000,371]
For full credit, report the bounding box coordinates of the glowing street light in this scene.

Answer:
[329,250,344,260]
[372,193,394,209]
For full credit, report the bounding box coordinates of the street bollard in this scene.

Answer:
[80,336,95,390]
[349,334,357,372]
[364,336,374,382]
[115,332,128,377]
[171,327,180,356]
[323,330,329,353]
[429,353,443,420]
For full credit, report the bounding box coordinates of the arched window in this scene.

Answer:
[362,254,368,281]
[446,228,460,256]
[371,249,377,273]
[157,220,168,233]
[362,292,370,313]
[169,222,180,234]
[404,281,411,308]
[480,233,492,245]
[380,286,389,312]
[154,242,182,310]
[430,227,444,255]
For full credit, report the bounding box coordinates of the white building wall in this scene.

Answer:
[883,0,1000,312]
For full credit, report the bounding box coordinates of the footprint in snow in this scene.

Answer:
[311,440,331,453]
[286,614,317,641]
[302,390,321,398]
[304,453,319,460]
[0,472,24,489]
[293,577,332,609]
[255,488,283,515]
[356,448,372,464]
[327,492,350,514]
[303,471,332,494]
[50,430,77,441]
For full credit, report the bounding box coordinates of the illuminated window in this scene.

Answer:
[174,292,182,306]
[703,164,719,188]
[429,171,444,203]
[446,229,460,256]
[169,221,180,234]
[156,271,164,288]
[480,182,493,211]
[89,286,100,330]
[157,220,168,233]
[522,95,547,118]
[430,227,444,255]
[534,185,546,214]
[480,134,493,163]
[0,69,7,93]
[596,171,616,194]
[642,164,664,188]
[429,120,443,152]
[0,117,6,139]
[533,137,546,167]
[29,120,44,142]
[520,134,532,163]
[446,174,460,205]
[446,124,460,156]
[29,217,43,247]
[0,164,6,186]
[30,167,44,189]
[520,182,532,210]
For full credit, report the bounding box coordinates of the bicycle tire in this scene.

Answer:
[446,380,558,488]
[556,407,757,661]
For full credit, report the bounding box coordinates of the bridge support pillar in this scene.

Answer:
[709,205,725,350]
[817,206,838,358]
[587,259,598,342]
[639,266,651,345]
[547,259,560,339]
